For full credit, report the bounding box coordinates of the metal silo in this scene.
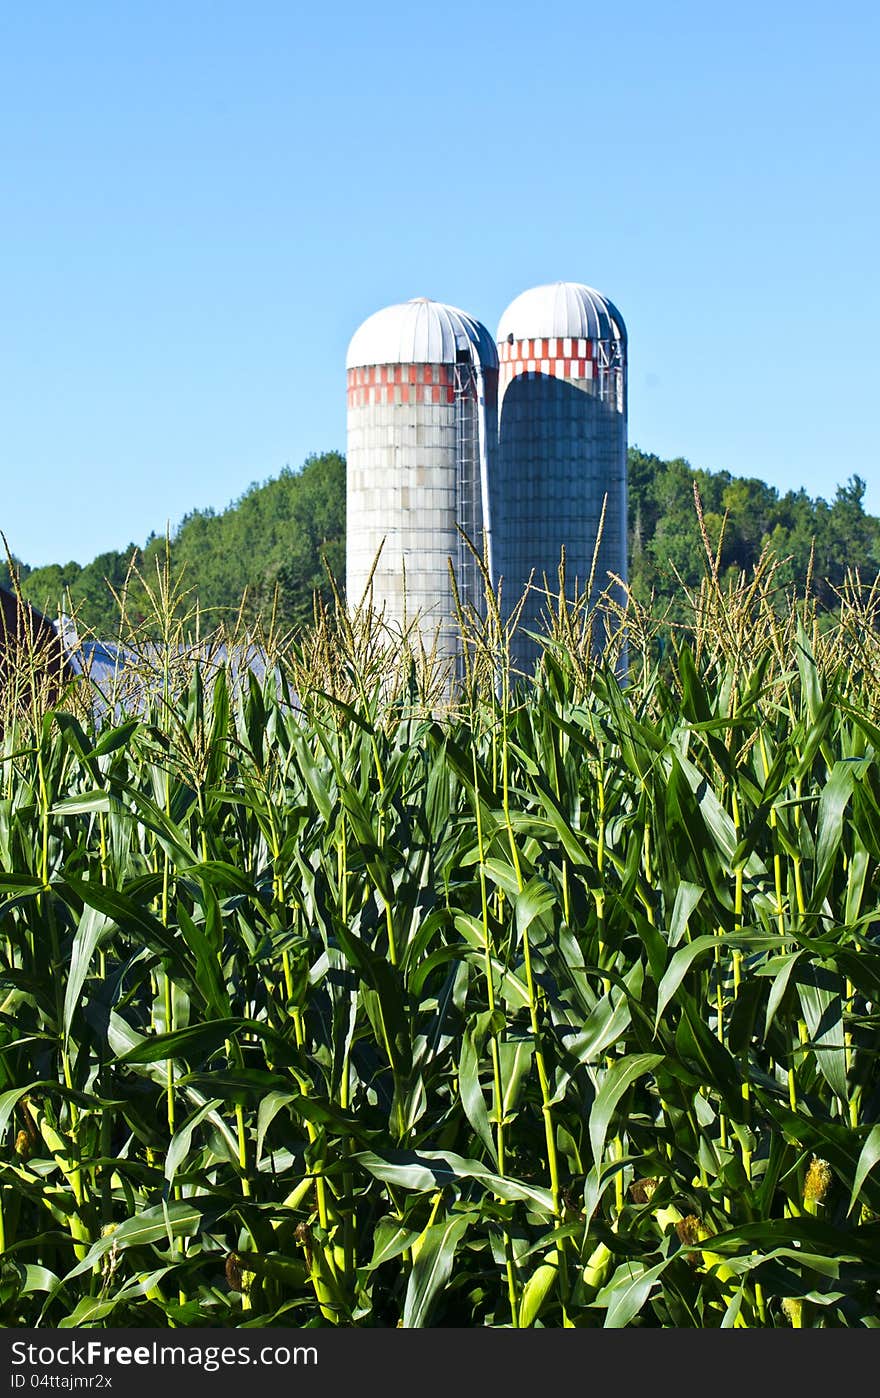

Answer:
[493,282,627,674]
[346,298,498,662]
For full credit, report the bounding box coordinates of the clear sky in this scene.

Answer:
[1,0,877,567]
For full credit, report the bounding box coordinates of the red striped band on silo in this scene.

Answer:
[498,337,595,390]
[347,364,457,408]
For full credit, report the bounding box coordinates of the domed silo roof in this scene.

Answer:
[497,282,626,345]
[346,298,498,370]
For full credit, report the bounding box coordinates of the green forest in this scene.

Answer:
[4,448,878,636]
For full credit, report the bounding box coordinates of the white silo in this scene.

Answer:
[493,282,628,674]
[346,298,498,661]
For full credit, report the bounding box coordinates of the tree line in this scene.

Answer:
[3,451,345,637]
[4,447,878,637]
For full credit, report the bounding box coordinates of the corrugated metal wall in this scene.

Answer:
[493,319,627,676]
[347,365,461,657]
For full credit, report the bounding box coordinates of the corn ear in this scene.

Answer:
[582,1239,613,1292]
[518,1249,559,1327]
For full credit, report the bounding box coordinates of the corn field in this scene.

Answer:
[3,551,880,1329]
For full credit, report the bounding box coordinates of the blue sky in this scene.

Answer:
[1,0,877,567]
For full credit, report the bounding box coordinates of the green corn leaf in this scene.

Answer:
[182,860,258,894]
[812,761,868,908]
[402,1211,471,1327]
[20,1265,62,1297]
[63,1200,209,1280]
[674,995,743,1115]
[655,934,723,1029]
[93,718,141,756]
[480,857,522,900]
[118,1018,291,1067]
[597,1256,670,1328]
[256,1090,297,1164]
[175,901,231,1019]
[458,1021,497,1163]
[0,1082,45,1141]
[515,877,557,938]
[795,621,822,723]
[177,1069,294,1102]
[57,1296,123,1328]
[588,1053,664,1167]
[0,874,45,892]
[673,749,764,875]
[668,881,705,948]
[353,1148,554,1211]
[797,962,848,1103]
[366,1220,422,1271]
[845,840,871,924]
[63,904,114,1047]
[500,1037,534,1117]
[165,1097,223,1183]
[61,874,185,966]
[51,790,113,815]
[758,950,803,1036]
[112,778,202,868]
[720,1282,746,1328]
[562,991,633,1068]
[849,1124,880,1216]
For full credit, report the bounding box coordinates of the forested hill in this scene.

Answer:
[4,452,346,637]
[628,453,878,605]
[4,448,878,636]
